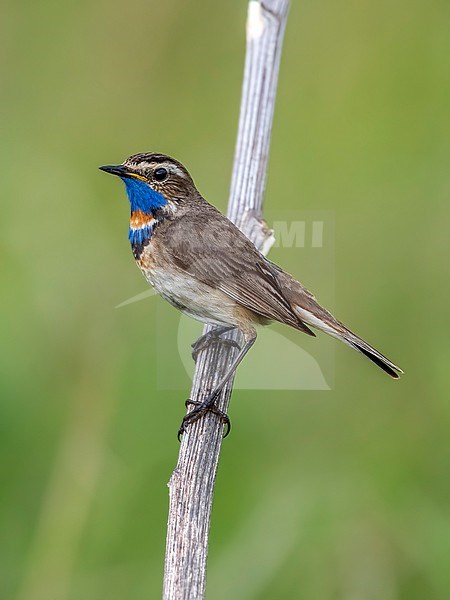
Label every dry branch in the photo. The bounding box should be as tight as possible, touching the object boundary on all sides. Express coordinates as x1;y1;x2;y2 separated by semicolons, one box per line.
163;2;291;598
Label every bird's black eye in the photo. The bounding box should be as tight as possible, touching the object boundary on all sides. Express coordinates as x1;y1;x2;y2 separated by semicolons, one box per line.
154;167;168;182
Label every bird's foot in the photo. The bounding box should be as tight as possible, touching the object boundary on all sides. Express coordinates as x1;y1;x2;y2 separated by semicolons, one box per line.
191;327;240;362
177;397;231;441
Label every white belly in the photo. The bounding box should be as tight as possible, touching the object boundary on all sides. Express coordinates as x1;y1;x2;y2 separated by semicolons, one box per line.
141;265;238;327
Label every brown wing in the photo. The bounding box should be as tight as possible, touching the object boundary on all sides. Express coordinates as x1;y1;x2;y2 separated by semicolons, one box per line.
159;201;315;336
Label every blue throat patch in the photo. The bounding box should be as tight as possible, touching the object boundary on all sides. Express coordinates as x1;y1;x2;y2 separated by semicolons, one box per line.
122;177;167;250
122;177;167;212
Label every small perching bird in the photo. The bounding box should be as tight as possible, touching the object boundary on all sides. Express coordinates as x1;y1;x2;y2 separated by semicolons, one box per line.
100;152;402;436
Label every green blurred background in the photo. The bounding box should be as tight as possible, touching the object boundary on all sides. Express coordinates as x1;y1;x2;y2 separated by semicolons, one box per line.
1;0;448;598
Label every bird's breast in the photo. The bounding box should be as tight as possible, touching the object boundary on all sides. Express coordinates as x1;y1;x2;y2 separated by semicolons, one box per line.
134;243;242;327
135;236;158;271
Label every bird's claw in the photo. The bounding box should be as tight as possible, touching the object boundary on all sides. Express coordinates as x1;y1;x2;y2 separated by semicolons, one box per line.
191;330;240;362
177;398;231;441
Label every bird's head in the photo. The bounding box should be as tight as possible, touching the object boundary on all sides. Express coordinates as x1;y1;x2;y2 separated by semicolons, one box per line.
99;152;197;214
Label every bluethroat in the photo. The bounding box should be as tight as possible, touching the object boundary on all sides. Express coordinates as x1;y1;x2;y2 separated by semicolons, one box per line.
100;153;402;437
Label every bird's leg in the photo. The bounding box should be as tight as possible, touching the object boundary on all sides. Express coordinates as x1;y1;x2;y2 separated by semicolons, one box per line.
178;333;257;440
191;325;240;362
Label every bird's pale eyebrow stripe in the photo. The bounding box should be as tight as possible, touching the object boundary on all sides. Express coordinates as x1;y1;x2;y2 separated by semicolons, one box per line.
127;161;186;178
168;164;186;177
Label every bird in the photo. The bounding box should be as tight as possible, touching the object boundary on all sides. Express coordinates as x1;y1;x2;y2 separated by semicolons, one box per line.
100;152;402;437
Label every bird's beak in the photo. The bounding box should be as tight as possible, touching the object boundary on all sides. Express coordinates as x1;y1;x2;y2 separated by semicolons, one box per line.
99;164;131;177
